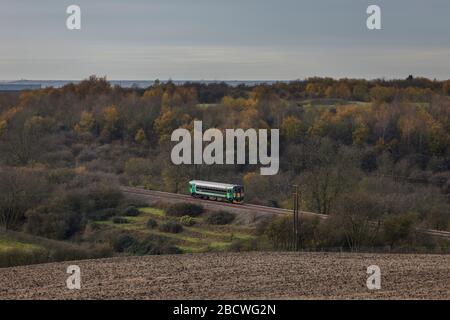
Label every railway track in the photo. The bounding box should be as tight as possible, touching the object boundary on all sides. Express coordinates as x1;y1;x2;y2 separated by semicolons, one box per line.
121;186;450;240
121;186;326;218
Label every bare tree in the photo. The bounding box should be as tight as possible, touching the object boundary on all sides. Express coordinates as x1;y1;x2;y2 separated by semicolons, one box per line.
0;168;49;229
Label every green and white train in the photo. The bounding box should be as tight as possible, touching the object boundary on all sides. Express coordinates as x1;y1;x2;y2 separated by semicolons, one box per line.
189;180;245;204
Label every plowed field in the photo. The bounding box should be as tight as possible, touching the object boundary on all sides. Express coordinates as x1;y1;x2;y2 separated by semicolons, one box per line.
0;252;448;299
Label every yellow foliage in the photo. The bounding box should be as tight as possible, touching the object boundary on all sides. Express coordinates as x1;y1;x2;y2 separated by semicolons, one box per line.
74;166;87;174
135;128;147;144
0;120;7;137
74;111;95;134
281;116;303;140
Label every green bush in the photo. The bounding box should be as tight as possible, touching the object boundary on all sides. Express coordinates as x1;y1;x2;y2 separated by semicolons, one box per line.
158;221;183;233
112;216;129;224
147;218;158;229
206;211;235;225
166;203;203;217
180;215;195;226
113;234;138;252
123;206;140;217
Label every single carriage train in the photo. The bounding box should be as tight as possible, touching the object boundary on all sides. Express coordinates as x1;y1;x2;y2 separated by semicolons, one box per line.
189;180;244;204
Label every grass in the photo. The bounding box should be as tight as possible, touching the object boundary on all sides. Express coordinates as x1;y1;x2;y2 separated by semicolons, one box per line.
0;238;43;252
139;207;165;217
0;229;112;268
97;206;256;253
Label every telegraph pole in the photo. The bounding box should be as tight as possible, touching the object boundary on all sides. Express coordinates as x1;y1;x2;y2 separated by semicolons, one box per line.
292;185;300;251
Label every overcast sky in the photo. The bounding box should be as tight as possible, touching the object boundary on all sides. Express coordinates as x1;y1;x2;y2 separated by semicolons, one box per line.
1;0;449;80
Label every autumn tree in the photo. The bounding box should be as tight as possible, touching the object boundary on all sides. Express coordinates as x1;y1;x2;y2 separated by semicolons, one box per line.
100;105;123;141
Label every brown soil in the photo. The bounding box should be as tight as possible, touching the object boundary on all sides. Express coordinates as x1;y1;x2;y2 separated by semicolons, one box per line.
0;252;448;300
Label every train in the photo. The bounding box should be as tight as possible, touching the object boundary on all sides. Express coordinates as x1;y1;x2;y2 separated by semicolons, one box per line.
189;180;244;204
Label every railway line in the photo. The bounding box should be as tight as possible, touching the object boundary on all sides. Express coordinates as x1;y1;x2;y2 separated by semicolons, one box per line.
121;186;450;240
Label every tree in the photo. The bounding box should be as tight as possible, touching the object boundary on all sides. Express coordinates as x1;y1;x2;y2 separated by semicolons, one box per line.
281;116;303;142
101;105;123;141
0;168;49;229
301;139;360;215
0;115;54;165
353;83;369;101
333;193;384;250
0;120;6;137
443;80;450;95
124;157;153;186
134;128;147;145
383;213;416;248
74;111;95;134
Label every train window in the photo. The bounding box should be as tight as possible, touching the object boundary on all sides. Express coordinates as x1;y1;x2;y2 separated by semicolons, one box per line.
234;186;244;196
196;185;226;193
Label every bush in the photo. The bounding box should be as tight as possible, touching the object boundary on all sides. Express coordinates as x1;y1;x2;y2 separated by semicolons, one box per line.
263;215;293;250
230;238;257;252
25;208;83;240
112;217;129;224
123;206;140;217
383;213;417;248
128;235;182;255
147;218;158;229
87;186;123;211
180;215;195;226
206;211;235;225
158;221;183;233
166;203;203;217
112;234;138;252
85;208;118;221
123;199;148;208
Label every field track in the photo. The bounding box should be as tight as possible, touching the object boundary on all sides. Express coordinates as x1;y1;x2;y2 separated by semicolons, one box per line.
0;252;448;299
121;187;450;240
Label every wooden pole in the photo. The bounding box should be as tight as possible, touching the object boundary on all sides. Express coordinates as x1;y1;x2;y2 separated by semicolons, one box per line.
292;185;299;251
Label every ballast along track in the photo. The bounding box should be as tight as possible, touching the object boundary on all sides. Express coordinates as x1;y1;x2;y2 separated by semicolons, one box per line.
121;186;450;240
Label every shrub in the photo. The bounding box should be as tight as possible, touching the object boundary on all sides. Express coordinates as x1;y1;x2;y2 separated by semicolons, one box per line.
123;199;148;208
147;218;158;229
87;186;123;211
25;208;83;240
158;221;183;233
128;235;182;255
180;215;195;226
263;215;293;250
206;211;235;225
166;203;203;217
112;217;129;224
85;208;118;221
113;234;138;252
383;213;417;248
123;206;140;217
230;238;257;252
